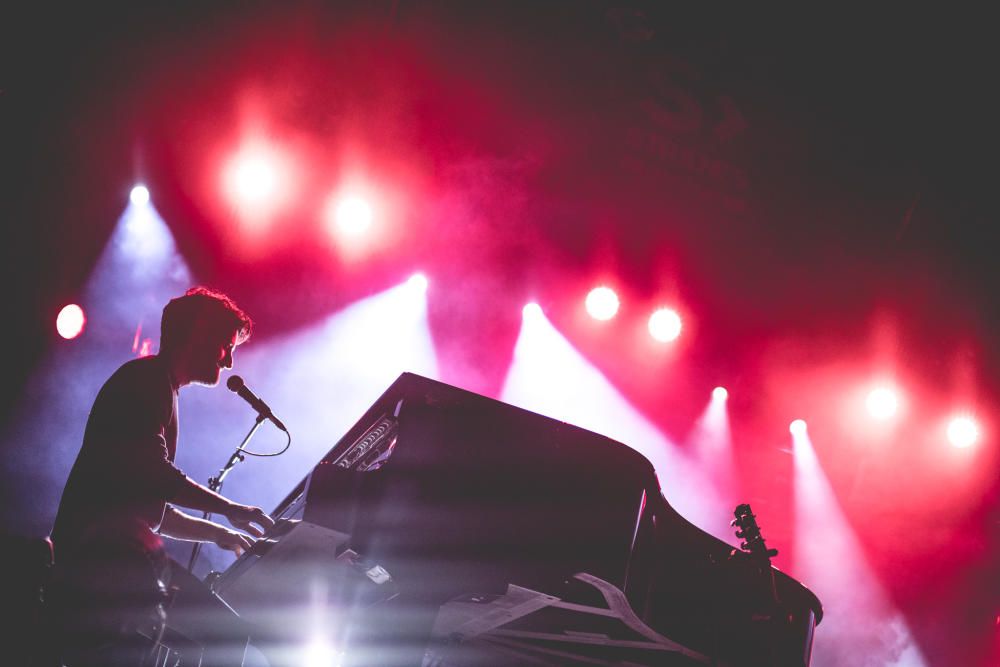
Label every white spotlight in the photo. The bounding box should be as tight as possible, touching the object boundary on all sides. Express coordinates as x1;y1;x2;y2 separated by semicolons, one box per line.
233;156;277;202
130;184;150;206
712;386;728;401
790;419;808;436
407;273;428;292
303;635;341;667
947;416;980;449
866;387;899;421
648;307;682;342
222;142;295;226
585;286;620;321
523;302;543;319
334;196;373;236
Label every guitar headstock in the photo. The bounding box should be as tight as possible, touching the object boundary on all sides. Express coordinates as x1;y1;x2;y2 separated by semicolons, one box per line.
732;503;778;567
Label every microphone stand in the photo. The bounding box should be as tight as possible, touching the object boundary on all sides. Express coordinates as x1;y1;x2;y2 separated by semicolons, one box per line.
187;413;267;573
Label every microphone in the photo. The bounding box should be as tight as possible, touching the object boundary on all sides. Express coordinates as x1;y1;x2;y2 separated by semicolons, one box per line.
226;375;288;432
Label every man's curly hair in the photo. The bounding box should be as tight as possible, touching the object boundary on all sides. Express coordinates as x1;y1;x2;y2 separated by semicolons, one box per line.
160;287;252;353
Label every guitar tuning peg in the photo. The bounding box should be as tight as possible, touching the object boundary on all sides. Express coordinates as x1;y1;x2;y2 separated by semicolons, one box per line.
730;518;739;527
767;548;779;558
735;530;745;538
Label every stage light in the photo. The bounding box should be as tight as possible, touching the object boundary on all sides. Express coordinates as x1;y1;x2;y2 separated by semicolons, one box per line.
332;196;373;236
790;419;807;436
303;635;341;667
866;387;899;420
407;273;428;292
222;143;293;225
503;302;728;541
947;415;980;448
585;286;619;321
688;384;737;538
56;304;86;340
648;307;682;342
129;184;150;206
234;157;276;201
793;415;929;666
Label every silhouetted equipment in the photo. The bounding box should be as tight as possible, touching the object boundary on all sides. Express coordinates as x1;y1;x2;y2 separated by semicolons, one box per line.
214;373;822;665
3;535;54;665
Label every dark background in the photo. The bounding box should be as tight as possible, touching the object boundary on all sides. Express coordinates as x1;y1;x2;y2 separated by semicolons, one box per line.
2;3;997;665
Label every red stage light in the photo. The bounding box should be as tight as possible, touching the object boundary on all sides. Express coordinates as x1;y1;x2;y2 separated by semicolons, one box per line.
330;196;373;236
234;156;275;199
56;304;86;340
648;307;682;342
585;286;619;321
712;386;728;401
947;415;980;448
866;386;899;420
222;143;293;226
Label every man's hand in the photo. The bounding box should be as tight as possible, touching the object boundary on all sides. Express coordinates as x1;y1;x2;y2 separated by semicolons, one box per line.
158;506;265;557
214;528;254;557
224;503;275;538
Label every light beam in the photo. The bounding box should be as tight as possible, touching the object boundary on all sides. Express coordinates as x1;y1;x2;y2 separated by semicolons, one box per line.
173;279;438;574
501;304;729;540
130;184;150;205
793;426;928;666
1;197;191;536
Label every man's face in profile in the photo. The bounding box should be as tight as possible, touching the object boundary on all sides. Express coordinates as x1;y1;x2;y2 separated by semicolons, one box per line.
185;329;239;386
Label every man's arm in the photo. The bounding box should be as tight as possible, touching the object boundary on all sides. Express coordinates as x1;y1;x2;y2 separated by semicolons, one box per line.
169;476;275;537
157;506;255;556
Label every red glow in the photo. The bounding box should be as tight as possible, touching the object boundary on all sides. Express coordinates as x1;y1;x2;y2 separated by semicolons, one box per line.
320;176;411;263
56;304;86;339
132;323;143;352
222;141;295;227
132;323;156;358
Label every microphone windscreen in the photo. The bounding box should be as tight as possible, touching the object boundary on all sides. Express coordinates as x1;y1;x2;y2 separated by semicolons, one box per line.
226;375;245;392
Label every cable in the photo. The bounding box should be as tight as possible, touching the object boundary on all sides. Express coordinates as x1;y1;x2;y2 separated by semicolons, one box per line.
241;429;292;457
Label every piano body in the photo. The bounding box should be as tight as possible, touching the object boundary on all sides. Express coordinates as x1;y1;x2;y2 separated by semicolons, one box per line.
213;373;822;666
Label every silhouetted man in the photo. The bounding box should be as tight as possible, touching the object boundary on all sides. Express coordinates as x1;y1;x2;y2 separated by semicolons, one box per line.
48;287;274;666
